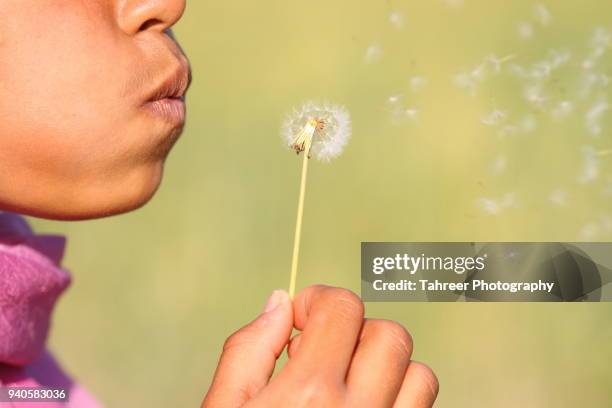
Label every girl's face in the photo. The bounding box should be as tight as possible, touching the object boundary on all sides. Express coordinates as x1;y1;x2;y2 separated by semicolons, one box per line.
0;0;190;220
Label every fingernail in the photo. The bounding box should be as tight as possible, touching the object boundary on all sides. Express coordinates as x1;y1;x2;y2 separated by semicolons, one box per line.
263;290;287;313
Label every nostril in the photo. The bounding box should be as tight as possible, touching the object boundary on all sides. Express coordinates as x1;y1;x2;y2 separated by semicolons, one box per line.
139;18;164;32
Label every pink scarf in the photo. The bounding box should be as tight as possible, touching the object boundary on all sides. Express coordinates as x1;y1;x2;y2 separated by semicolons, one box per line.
0;212;101;407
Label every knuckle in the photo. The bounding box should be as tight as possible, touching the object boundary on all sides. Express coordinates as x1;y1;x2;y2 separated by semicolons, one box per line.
368;320;413;356
296;377;344;407
410;362;440;399
323;288;364;320
222;327;258;352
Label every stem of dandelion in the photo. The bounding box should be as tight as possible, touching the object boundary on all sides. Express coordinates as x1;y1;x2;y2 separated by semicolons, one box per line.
289;146;311;298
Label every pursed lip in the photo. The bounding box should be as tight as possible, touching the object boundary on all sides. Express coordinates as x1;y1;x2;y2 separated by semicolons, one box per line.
142;62;191;125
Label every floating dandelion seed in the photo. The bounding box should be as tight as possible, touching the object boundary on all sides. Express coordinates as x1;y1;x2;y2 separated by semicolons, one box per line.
585;96;609;136
282;102;352;297
364;43;383;64
388;11;405;30
603;176;612;197
481;109;507;126
477;193;517;215
491;155;507;175
579;215;612;240
486;54;516;73
551;100;573;119
549;189;569;207
578;222;600;240
517;21;534;39
389;106;420;125
387;94;403;105
524;83;548;108
454;63;488;95
578;146;599;184
533;3;552;27
409;76;428;91
444;0;464;7
518;114;538;133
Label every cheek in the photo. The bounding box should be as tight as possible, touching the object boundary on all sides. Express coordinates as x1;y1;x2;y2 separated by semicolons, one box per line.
0;2;166;177
0;8;124;146
0;2;173;218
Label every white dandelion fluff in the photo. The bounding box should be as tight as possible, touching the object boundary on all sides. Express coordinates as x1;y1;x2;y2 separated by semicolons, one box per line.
517;21;534;39
387;94;403;105
549;189;569;207
409;76;428;92
454;63;488;95
585;96;609;136
533;3;552;27
518;115;538;133
523;83;548;108
282;102;351;161
491;155;507;175
444;0;464;7
388;11;405;30
551;101;574;119
578;222;600;240
578;146;599;184
364;43;383;64
392;107;419;123
481;109;507;126
477;193;517;215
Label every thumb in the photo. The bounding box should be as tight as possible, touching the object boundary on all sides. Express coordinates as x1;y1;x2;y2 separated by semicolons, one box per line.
202;290;293;408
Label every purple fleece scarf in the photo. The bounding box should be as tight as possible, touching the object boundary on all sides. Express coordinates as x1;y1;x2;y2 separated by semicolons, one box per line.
0;212;101;407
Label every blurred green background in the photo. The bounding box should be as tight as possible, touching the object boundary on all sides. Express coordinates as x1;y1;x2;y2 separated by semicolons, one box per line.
31;0;612;406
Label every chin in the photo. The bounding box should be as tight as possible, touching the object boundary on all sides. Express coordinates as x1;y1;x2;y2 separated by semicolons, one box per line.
6;163;166;221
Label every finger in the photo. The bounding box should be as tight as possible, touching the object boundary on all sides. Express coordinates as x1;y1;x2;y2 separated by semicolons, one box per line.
393;361;439;408
346;319;413;408
286;285;364;381
287;332;302;359
202;290;293;408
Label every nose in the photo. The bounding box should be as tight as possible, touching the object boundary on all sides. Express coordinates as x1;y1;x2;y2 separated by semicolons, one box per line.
117;0;186;35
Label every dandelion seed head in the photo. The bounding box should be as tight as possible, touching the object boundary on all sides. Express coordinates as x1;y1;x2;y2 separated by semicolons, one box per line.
282;102;351;161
